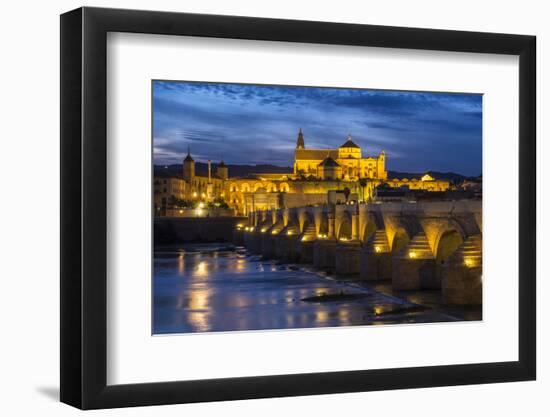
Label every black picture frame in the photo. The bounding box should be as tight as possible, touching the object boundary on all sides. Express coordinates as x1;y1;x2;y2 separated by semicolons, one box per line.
60;6;536;410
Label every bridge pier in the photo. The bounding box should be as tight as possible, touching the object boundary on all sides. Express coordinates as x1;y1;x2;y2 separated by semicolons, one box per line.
441;235;482;305
244;228;262;254
442;264;482;305
261;231;278;259
359;230;392;281
392;233;436;290
313;239;337;269
233;227;245;246
360;250;392;281
392;257;436;290
298;239;315;263
275;233;300;262
335;241;361;275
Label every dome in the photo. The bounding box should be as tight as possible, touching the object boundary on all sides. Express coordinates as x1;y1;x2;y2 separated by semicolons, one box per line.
340;138;360;149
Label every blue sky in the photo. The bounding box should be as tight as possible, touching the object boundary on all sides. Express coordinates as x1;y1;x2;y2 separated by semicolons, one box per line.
153;81;482;176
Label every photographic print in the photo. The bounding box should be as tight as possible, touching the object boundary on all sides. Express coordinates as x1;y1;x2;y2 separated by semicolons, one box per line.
153;81;482;335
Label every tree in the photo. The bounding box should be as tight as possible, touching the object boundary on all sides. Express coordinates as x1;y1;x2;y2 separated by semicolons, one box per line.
358;178;368;202
343;187;351;202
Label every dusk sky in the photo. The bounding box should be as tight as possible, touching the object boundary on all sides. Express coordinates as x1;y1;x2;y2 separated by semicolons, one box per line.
153;81;482;176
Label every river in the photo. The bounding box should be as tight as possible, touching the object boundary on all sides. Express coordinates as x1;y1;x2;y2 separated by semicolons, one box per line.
153;243;480;334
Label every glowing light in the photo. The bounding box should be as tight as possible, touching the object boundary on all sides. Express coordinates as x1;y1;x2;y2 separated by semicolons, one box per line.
196;208;203;216
339;237;349;242
374;245;381;253
192;192;198;198
464;258;474;268
236;224;243;229
286;230;293;236
194;261;208;278
179;209;184;214
408;251;417;259
271;230;278;235
201;192;206;198
261;228;267;233
198;202;205;209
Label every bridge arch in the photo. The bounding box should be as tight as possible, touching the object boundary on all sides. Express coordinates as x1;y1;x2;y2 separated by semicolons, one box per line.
317;211;329;236
391;228;411;254
361;212;379;243
432;219;468;258
287;211;300;230
301;211;315;234
253;182;265;192
279;182;290;192
266;183;277;193
337;211;353;240
435;229;464;264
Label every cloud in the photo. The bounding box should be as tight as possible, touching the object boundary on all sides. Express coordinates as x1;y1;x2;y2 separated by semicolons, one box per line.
152;81;482;175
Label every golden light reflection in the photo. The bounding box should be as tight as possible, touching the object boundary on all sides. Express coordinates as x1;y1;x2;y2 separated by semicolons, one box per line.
315;310;329;323
374;306;383;315
188;312;211;332
408;251;417;259
287;230;293;235
178;253;185;274
187;289;212;331
194;261;209;278
229;294;248;308
374;245;382;253
188;290;209;310
338;309;350;324
235;258;246;271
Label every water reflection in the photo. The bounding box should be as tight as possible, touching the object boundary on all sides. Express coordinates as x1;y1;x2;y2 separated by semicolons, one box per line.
153;243;458;334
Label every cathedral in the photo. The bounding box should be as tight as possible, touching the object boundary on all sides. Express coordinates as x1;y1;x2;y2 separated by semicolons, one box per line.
293;129;387;181
154;129;451;216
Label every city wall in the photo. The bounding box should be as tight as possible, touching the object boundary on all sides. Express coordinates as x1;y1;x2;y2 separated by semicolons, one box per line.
154;216;247;244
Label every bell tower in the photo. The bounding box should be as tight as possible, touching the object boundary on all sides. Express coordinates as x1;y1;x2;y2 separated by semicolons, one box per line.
296;128;305;149
183;147;195;183
217;160;229;180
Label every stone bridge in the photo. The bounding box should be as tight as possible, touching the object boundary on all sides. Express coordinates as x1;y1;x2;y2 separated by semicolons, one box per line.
237;200;482;305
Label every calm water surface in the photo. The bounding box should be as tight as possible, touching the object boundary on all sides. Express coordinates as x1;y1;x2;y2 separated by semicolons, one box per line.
153;243;467;334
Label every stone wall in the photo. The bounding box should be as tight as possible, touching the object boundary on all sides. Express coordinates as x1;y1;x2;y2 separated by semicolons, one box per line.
154;216;247;244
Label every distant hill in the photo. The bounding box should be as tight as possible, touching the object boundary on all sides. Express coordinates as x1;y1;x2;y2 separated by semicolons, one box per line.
155;164;475;184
